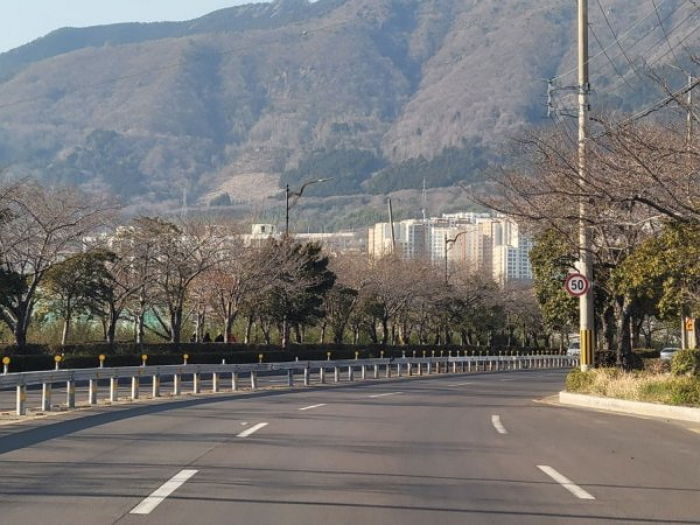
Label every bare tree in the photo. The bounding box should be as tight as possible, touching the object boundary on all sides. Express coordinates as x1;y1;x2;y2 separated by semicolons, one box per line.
0;182;108;346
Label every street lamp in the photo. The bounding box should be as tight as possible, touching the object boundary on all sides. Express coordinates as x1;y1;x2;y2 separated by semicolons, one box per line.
285;178;332;236
444;231;469;284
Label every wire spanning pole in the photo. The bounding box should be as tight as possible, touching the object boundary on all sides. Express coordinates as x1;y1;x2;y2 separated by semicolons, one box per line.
578;0;595;372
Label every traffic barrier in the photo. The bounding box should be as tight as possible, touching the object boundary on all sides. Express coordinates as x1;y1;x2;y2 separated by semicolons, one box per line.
0;355;577;416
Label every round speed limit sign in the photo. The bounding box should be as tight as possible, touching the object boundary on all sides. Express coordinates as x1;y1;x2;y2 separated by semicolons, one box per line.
564;273;590;297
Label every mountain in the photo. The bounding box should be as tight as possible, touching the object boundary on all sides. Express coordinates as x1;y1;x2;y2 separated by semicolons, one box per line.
0;0;696;223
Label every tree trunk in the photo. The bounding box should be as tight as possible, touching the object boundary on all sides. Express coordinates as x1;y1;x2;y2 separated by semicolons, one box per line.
616;296;633;369
244;316;254;344
61;314;71;346
294;324;303;344
170;308;183;344
381;317;389;345
319;322;326;344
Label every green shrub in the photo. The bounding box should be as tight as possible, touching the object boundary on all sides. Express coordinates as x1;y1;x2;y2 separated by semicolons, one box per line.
671;349;700;376
566;369;594;393
668;377;700;406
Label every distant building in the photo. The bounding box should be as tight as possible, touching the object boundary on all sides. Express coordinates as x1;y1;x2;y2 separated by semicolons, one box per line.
367;213;533;284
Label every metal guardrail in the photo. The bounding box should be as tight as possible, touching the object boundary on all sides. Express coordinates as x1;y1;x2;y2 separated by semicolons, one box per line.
1;355;578;416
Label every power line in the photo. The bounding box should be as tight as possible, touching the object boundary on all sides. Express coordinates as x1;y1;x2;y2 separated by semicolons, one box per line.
594;0;646;82
552;0;671;81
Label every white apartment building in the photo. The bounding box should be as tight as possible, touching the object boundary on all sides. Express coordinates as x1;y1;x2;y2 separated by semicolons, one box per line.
368;213;533;284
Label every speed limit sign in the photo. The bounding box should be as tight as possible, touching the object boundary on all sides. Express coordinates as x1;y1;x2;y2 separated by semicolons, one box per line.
564;273;589;297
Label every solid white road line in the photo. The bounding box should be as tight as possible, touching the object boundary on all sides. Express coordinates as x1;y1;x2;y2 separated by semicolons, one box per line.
537;465;595;500
491;414;508;434
369;392;403;398
299;403;327;411
130;469;198;515
237;422;269;438
448;382;474;387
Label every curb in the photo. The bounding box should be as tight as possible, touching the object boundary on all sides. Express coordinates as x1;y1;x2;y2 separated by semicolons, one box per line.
559;391;700;423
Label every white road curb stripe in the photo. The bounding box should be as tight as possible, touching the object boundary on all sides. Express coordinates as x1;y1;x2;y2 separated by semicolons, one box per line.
491;415;507;434
130;469;198;515
299;403;327;411
537;465;595;500
369;392;402;398
237;422;268;437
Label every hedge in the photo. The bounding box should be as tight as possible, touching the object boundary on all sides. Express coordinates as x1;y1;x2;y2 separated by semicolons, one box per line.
0;343;562;372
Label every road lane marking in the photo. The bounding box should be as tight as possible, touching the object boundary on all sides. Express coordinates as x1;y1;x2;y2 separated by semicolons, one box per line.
130;469;198;515
369;392;402;398
500;378;516;382
237;422;268;437
299;403;327;411
537;465;595;500
491;415;507;434
448;382;474;386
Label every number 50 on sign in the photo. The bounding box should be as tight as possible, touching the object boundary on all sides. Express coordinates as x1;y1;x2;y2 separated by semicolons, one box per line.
564;273;590;297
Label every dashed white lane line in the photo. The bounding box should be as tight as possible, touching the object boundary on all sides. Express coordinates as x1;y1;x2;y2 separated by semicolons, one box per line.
369;392;403;398
236;422;269;438
448;382;474;386
491;415;508;434
299;403;327;411
130;469;198;515
537;465;595;500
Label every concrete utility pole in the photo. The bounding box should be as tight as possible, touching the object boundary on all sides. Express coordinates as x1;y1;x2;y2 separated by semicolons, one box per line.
683;75;696;349
578;0;595;371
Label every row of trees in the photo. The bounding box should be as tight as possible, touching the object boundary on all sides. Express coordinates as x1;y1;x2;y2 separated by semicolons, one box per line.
0;182;550;348
480;76;700;367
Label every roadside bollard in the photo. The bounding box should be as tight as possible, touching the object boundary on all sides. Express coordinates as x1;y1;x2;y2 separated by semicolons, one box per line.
141;354;148;367
173;373;181;395
250;371;257;390
327;352;332;361
303;368;309;386
3;356;10;374
109;377;118;402
355;351;359;360
54;355;62;370
334;367;340;383
212;372;220;392
258;353;264;364
131;376;139;400
41;383;52;411
287;369;294;387
193;373;201;394
320;367;326;384
88;379;97;405
232;372;239;391
452;361;457;373
418;362;423;376
152;374;161;397
427;361;432;374
361;365;366;380
385;362;391;378
16;384;26;416
98;354;106;368
373;364;379;379
413;351;417;358
348;366;354;381
183;354;189;365
422;351;426;358
66;379;76;408
396;363;401;377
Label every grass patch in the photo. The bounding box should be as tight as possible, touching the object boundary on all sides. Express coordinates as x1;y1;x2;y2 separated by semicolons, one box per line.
566;368;700;407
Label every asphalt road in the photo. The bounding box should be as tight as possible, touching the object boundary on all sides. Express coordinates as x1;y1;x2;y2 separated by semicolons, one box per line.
0;370;698;524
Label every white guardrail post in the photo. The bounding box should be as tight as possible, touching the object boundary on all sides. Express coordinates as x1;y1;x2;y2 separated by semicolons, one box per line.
153;374;161;397
16;384;26;416
41;382;52;412
67;379;76;408
88;378;97;405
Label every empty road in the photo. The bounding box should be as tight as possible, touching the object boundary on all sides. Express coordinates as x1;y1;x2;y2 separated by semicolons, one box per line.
0;370;698;524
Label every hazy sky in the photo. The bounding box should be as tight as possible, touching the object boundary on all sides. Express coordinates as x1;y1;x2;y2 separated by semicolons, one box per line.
0;1;267;53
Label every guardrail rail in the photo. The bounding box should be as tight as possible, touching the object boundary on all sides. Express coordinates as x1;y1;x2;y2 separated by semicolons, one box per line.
0;354;578;416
